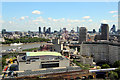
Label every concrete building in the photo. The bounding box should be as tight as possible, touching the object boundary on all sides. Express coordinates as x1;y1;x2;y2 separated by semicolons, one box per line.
79;27;87;44
101;24;109;40
18;52;70;71
80;41;120;64
52;39;63;52
73;55;93;66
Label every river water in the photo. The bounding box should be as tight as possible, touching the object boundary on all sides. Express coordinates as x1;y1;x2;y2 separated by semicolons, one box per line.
0;42;48;52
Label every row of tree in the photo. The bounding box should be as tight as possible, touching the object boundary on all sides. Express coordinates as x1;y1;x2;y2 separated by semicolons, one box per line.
2;37;50;44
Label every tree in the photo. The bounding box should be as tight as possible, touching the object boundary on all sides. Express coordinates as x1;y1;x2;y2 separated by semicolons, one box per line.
101;64;110;69
108;71;118;79
115;67;120;78
113;60;120;68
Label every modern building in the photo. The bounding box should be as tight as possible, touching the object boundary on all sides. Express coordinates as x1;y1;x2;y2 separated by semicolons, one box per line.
77;26;79;33
18;52;70;71
2;29;6;34
110;25;116;33
93;29;96;33
112;24;116;33
46;27;51;34
80;41;120;64
101;24;109;40
79;27;87;44
39;27;41;34
43;27;46;33
48;27;51;34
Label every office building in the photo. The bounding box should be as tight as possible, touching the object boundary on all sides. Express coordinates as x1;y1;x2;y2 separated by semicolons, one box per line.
48;27;51;34
43;27;46;33
99;28;101;33
77;26;79;33
101;24;109;40
110;25;116;33
112;24;116;32
93;29;96;33
79;27;87;44
39;27;41;34
2;29;6;34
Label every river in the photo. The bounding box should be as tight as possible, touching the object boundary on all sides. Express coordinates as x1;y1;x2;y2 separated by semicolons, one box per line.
0;42;49;52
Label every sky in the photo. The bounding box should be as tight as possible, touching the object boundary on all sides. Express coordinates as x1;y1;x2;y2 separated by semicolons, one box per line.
1;2;118;32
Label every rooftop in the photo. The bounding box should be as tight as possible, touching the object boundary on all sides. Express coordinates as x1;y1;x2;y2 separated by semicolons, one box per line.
83;41;120;46
26;52;62;57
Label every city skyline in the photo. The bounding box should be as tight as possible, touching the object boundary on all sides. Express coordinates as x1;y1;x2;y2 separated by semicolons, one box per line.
1;2;118;31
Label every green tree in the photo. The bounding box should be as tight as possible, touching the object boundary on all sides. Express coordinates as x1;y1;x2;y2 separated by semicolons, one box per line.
113;60;120;68
101;64;110;69
115;67;120;78
108;71;118;79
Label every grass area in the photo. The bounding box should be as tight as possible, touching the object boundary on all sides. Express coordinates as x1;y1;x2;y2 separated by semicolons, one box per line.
22;47;39;51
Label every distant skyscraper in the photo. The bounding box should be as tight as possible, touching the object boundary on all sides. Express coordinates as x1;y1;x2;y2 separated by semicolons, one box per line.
93;29;96;33
63;28;66;31
28;30;31;34
110;24;116;33
39;27;41;34
46;27;51;34
43;27;46;33
77;26;79;33
2;29;6;34
99;28;101;33
60;28;62;33
101;24;109;40
48;27;51;34
79;27;87;44
112;24;116;32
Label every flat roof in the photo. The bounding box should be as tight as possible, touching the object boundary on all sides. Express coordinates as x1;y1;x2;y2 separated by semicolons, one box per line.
26;52;62;57
89;68;117;72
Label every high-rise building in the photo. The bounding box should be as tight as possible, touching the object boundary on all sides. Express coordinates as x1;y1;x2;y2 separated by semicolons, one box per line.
39;27;41;34
48;27;51;34
43;27;46;33
112;24;116;32
110;25;116;34
101;24;109;40
46;27;51;34
63;28;66;32
79;27;87;44
2;29;6;34
99;28;101;33
93;29;96;33
77;26;79;33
